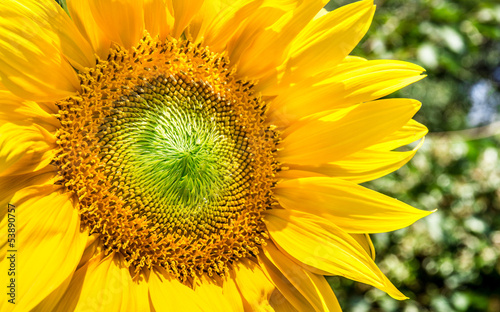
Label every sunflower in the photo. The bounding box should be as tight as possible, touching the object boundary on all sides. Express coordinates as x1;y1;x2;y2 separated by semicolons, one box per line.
0;0;431;310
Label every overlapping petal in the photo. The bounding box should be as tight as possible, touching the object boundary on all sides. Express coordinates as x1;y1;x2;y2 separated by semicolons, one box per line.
259;243;342;312
264;209;407;299
283;0;375;82
0;120;57;216
67;0;111;59
53;253;150;312
279;99;421;165
88;0;145;49
287;137;425;184
144;0;173;41
149;267;232;311
0;185;88;312
274;176;433;233
0;0;90;101
269;60;426;125
233;258;276;311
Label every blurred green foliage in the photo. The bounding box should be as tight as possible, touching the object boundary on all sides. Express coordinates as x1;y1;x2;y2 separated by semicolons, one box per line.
325;0;500;311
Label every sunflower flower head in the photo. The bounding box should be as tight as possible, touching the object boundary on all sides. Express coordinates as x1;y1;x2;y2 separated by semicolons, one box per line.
0;0;432;311
55;37;278;278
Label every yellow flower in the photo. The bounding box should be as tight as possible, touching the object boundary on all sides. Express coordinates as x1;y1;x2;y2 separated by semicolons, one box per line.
0;0;432;311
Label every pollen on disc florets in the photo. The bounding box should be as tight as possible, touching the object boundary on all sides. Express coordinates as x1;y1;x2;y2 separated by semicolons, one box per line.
53;33;279;280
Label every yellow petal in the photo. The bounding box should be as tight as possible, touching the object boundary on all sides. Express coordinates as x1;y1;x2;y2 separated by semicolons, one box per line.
32;271;74;312
285;0;375;80
0;168;56;219
350;233;375;261
279;99;421;165
277;169;328;180
89;0;145;49
221;271;245;311
0;185;88;312
203;0;295;53
0;0;86;101
0;123;56;176
371;119;429;151
270;290;300;312
53;253;150;312
187;0;222;42
343;55;367;63
234;258;276;311
149;267;209;311
0;117;57;211
144;0;173;41
269;60;425;124
0;90;60;131
287;138;425;184
193;275;234;311
314;8;329;20
258;256;316;312
264;209;407;300
170;0;204;38
326;60;426;105
274;176;433;233
4;0;95;70
259;243;342;312
67;0;111;59
234;0;328;82
76;234;100;270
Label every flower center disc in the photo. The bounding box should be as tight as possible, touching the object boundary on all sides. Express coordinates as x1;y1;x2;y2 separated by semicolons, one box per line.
54;35;278;280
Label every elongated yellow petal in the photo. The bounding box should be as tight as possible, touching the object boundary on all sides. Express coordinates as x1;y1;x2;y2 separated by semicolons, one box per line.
285;0;375;80
234;0;327;82
0;0;88;101
144;0;173;41
67;0;111;59
270;290;300;312
89;0;145;49
203;0;297;53
3;0;95;70
32;271;75;312
350;233;376;261
0;123;55;173
193;276;234;311
326;60;426;105
371;119;429;151
279;99;421;165
75;234;100;270
170;0;204;38
0;118;57;213
258;255;317;311
149;267;210;311
274;176;433;233
0;185;88;312
221;272;245;311
234;258;275;311
260;243;342;312
187;0;222;42
53;253;150;312
269;60;425;124
0;91;60;131
287;138;425;184
0;168;55;219
264;209;407;300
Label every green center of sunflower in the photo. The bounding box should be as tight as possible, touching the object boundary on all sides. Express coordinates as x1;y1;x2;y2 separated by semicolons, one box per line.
54;34;279;279
128;103;226;210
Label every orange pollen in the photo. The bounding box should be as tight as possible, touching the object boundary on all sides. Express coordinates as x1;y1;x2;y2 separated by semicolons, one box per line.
53;34;280;281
